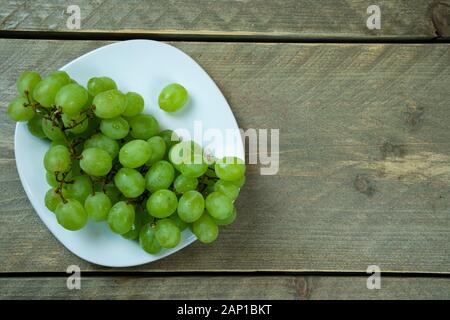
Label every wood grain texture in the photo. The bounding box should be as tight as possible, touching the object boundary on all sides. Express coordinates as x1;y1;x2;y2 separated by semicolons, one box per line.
0;0;449;39
1;40;450;273
1;276;449;299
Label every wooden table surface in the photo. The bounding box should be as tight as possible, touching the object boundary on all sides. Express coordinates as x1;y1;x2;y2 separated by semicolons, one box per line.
1;0;450;299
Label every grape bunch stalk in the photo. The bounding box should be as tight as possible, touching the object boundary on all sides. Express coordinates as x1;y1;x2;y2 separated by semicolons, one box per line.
6;70;246;254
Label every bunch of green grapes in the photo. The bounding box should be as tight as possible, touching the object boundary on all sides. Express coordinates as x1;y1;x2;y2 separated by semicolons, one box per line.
7;70;246;254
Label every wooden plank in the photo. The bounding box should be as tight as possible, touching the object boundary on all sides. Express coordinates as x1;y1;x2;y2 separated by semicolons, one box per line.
0;0;449;40
1;276;449;299
1;40;450;273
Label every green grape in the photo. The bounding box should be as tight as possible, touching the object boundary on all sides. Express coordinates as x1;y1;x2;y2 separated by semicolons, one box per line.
62;175;92;203
32;75;69;108
27;115;46;138
16;71;41;97
168;140;203;165
215;156;246;182
75;114;98;139
128;114;159;139
80;147;112;176
173;174;198;193
93;89;126;119
144;160;175;192
179;161;208;178
122;92;144;117
205;191;234;220
44;188;63;212
84;133;119;158
7;96;35;122
213;180;240;201
107;201;135;235
177;191;205;223
158;83;188;112
44;145;71;173
191;213;218;244
55;83;88;115
146;189;178;218
159;129;180;150
46;171;58;187
154;218;181;248
41;118;65;141
213;207;237;226
104;183;121;204
50;140;66;147
46;171;72;188
70;160;81;176
114;168;145;198
84;192;112;222
139;224;161;254
119;139;152;168
170;213;188;231
87;76;117;97
49;71;71;84
231;175;246;188
100;116;129;140
55;199;88;231
122;207;146;240
61;113;89;134
146;136;166;166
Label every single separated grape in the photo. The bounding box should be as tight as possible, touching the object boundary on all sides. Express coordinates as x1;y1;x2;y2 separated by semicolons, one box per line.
214;156;246;182
55;83;88;115
108;201;135;235
27;115;46;138
33;75;69;108
7;96;35;122
146;189;178;218
154;218;181;248
146;136;166;166
145;160;175;192
87;76;117;97
139;224;161;254
114;168;146;198
205;191;234;220
84;192;112;222
100;116;129;140
191;213;219;244
84;133;119;158
177;190;205;223
119;139;152;168
55;199;88;231
122;92;144;117
44;145;71;173
80;147;112;176
128;114;159;139
158;83;188;112
44;188;63;212
93;89;126;119
173;174;198;194
16;71;41;97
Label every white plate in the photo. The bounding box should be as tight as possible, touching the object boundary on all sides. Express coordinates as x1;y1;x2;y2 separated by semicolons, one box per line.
14;40;244;267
